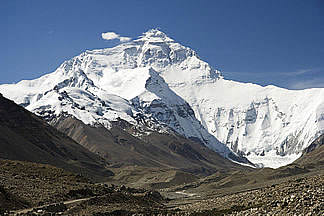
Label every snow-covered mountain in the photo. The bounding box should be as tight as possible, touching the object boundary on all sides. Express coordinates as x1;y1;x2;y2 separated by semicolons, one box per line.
1;29;323;168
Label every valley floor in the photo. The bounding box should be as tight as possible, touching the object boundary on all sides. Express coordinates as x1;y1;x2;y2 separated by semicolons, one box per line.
1;159;323;216
166;171;323;215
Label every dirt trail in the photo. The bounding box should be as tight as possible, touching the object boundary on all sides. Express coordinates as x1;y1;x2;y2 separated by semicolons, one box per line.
12;197;92;215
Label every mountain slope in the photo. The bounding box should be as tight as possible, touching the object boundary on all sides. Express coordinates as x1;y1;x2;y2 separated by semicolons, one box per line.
1;29;323;167
295;133;324;169
0;94;113;180
52;115;249;176
0;47;236;161
173;79;324;168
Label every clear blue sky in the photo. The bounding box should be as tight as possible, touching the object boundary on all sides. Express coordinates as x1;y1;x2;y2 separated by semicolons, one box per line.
2;0;324;89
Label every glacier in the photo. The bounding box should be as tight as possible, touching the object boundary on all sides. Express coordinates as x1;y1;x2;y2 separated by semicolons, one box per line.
1;29;324;168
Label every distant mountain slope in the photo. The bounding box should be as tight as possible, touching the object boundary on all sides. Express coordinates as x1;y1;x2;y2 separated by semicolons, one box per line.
295;133;324;169
0;94;112;180
1;29;323;168
53;115;250;176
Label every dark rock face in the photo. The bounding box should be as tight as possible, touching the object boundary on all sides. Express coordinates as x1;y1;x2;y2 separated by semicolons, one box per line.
295;133;324;170
303;134;324;154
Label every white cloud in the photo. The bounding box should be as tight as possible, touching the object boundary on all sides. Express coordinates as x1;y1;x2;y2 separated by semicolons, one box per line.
101;32;119;40
282;68;321;76
289;78;324;90
101;31;131;42
119;36;131;42
225;68;320;77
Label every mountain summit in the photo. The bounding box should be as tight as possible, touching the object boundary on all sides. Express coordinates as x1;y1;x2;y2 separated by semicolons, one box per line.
1;29;323;168
137;29;175;42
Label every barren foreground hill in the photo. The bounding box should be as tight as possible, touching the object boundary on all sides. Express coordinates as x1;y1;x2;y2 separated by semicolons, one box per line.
0;94;112;181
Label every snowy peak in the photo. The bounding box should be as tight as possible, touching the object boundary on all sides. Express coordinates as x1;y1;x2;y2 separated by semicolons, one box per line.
1;29;323;168
79;29;222;92
136;29;174;42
